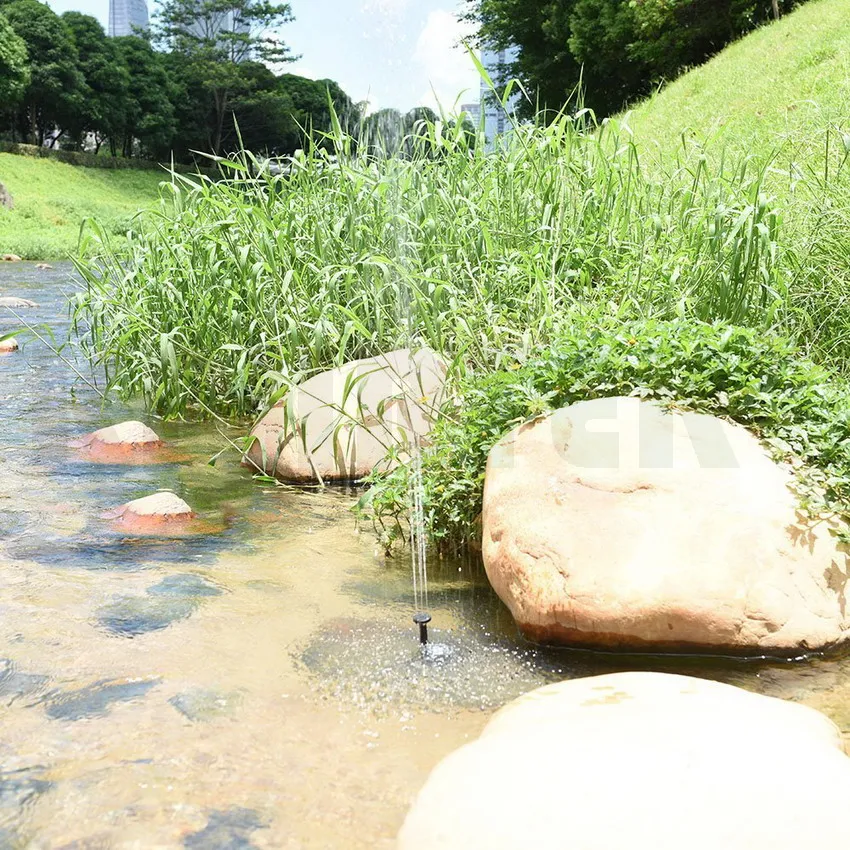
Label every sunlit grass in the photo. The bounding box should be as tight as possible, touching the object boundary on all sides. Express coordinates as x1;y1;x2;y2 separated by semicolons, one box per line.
72;112;804;420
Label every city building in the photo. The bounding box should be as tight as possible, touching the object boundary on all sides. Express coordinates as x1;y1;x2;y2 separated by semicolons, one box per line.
189;9;252;61
460;102;481;127
108;0;149;37
480;45;521;146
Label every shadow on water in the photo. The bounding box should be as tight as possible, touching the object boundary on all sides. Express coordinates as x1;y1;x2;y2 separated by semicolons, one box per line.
96;573;225;637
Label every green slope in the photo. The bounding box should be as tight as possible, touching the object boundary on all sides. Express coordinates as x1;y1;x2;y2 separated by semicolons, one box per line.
628;0;850;162
0;154;168;260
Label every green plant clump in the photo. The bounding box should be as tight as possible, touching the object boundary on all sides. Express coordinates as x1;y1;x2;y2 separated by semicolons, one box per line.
363;319;850;550
73;111;816;419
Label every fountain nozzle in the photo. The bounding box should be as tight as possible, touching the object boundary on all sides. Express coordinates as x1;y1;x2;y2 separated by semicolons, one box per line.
413;612;432;645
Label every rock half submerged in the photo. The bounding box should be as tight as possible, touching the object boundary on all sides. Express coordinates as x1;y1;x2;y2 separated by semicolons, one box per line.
103;491;197;536
70;420;169;464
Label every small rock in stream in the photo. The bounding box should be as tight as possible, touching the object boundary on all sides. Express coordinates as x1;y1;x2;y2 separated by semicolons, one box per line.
183;807;268;849
169;688;243;722
41;678;159;721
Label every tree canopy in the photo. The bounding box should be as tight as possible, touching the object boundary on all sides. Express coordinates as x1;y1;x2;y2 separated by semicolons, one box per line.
0;0;366;163
465;0;808;118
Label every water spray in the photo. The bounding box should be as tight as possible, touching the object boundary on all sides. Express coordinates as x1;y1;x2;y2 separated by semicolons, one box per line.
413;612;431;645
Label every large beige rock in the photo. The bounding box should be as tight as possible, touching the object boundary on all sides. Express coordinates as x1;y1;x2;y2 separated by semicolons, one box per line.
1;254;21;262
70;420;167;463
104;491;196;535
245;348;446;481
399;672;850;850
0;337;19;354
483;396;850;653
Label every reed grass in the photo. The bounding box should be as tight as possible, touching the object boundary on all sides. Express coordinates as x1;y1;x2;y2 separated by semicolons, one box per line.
72;111;806;419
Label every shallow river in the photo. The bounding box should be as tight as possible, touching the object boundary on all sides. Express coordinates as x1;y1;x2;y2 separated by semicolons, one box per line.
2;262;850;848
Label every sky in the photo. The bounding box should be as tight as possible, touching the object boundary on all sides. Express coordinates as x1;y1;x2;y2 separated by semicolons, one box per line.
44;0;483;113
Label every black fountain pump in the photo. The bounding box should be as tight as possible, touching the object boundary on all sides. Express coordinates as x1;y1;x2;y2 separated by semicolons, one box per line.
413;612;431;645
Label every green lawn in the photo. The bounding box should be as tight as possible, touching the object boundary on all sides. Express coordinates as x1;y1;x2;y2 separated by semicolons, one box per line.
0;154;168;260
628;0;850;166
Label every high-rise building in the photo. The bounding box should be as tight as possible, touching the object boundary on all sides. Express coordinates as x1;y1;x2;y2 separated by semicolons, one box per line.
188;9;252;61
480;45;520;145
108;0;149;37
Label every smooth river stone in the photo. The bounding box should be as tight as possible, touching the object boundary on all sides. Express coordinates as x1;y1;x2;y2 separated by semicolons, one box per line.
104;492;196;535
184;808;268;849
0;338;19;354
169;688;243;722
1;254;21;262
483;396;850;654
41;678;159;721
97;596;198;637
245;347;446;482
70;420;167;464
97;572;223;637
0;296;38;308
399;672;850;850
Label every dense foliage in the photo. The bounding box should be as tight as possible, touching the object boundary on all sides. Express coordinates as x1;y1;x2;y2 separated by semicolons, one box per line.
0;0;356;161
364;319;850;548
465;0;809;117
72;112;807;419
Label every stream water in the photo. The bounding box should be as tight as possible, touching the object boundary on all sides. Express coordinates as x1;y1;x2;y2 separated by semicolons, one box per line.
2;262;850;848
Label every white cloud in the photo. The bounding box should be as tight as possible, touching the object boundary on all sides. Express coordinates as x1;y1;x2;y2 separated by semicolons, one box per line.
361;0;410;14
412;9;480;113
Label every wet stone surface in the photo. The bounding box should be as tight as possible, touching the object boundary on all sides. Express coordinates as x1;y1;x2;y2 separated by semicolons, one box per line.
97;573;224;638
0;659;48;704
169;688;243;722
0;766;53;846
40;679;159;721
183;807;268;849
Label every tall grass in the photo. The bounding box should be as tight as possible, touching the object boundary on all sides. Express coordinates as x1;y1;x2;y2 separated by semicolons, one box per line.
72;112;798;419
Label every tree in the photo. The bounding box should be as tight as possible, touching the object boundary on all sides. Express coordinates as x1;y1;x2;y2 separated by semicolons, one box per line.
62;13;131;151
2;0;84;144
154;0;295;153
465;0;808;119
274;73;361;153
112;36;177;158
0;11;29;113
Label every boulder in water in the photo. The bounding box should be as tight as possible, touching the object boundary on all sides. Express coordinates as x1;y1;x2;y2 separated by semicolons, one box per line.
0;337;19;354
0;296;38;309
1;254;21;262
70;420;167;463
35;264;53;271
399;672;850;850
104;491;196;535
482;396;850;654
245;347;446;481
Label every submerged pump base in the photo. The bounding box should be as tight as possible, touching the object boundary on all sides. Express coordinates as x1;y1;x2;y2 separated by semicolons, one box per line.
413;612;432;645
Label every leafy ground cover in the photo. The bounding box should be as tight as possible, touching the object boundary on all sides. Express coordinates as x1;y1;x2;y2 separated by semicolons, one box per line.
364;319;850;549
0;153;166;259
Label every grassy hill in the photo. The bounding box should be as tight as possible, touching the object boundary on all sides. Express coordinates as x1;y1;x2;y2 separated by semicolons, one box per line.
0;154;168;260
628;0;850;164
629;0;850;161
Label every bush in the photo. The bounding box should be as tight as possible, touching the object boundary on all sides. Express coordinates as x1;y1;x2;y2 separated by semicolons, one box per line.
363;318;850;550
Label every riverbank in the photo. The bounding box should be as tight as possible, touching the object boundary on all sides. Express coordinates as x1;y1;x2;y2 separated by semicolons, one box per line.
0;153;167;260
